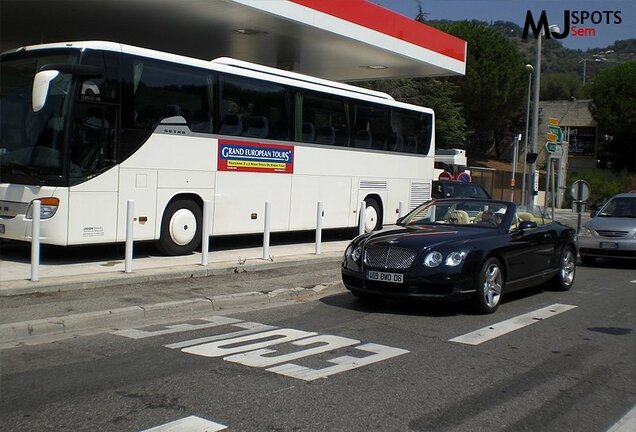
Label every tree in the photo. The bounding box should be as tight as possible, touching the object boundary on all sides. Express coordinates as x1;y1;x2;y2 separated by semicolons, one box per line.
589;61;636;172
540;72;583;100
438;22;528;157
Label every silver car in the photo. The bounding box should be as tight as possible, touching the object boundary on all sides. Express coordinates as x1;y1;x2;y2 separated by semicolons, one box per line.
577;192;636;265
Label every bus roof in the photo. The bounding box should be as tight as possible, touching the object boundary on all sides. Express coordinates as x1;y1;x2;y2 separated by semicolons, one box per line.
6;40;434;114
211;57;395;101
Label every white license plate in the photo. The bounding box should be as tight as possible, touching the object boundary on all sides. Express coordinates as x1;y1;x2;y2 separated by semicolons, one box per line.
0;224;4;235
600;241;618;249
365;270;403;284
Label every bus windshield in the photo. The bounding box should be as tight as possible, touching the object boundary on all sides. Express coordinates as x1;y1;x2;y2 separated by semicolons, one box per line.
0;49;79;185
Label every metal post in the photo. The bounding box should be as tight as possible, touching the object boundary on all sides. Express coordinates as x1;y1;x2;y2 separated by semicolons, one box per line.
511;134;520;202
398;201;405;218
529;33;542;211
521;65;533;208
544;157;551;211
315;201;323;255
30;200;40;282
201;199;210;266
551;161;556;220
576;182;584;234
125;200;134;273
262;201;271;260
358;201;366;236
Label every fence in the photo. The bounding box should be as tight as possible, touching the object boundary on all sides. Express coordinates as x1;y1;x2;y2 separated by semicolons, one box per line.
470;166;555;207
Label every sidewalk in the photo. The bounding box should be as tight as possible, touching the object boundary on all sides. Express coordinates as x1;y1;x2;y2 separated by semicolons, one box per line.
0;238;349;348
0;238;350;296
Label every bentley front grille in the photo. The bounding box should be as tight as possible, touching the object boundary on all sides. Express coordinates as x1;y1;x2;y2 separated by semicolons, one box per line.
364;246;416;270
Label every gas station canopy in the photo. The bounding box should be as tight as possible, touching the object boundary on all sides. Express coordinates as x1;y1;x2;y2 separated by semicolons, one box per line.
0;0;466;81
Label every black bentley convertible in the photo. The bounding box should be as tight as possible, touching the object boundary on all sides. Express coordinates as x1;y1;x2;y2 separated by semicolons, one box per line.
341;198;577;313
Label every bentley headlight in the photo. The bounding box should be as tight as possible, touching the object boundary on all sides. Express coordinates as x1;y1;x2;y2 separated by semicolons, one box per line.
351;246;363;262
579;226;593;237
445;251;466;267
424;251;443;268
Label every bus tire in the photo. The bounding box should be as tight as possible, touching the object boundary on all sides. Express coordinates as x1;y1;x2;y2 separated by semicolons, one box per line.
364;197;382;232
158;199;202;255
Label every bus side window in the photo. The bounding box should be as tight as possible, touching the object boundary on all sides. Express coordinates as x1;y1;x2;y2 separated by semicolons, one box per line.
390;109;432;156
219;74;291;141
301;91;348;146
353;102;387;151
130;58;213;132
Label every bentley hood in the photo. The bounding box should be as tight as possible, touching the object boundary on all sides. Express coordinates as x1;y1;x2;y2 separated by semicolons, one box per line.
361;225;493;251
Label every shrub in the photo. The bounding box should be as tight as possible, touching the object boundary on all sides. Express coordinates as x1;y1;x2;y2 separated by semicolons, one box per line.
565;170;635;209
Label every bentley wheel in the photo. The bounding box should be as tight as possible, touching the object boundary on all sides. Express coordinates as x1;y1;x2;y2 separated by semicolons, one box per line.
473;257;504;314
551;245;576;291
157;199;202;255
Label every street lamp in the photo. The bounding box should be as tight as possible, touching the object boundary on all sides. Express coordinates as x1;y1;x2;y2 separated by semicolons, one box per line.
579;55;605;86
529;24;559;211
520;63;533;208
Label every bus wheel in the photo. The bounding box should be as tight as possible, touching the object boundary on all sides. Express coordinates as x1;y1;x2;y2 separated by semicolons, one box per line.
364;198;382;232
158;199;202;255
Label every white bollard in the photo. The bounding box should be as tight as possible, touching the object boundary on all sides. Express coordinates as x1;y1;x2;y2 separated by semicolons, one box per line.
262;201;271;260
315;201;323;255
125;200;134;273
358;200;366;236
398;201;405;218
201;199;210;266
30;200;41;282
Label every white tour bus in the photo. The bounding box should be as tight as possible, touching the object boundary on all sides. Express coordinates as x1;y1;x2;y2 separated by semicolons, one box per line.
0;41;435;255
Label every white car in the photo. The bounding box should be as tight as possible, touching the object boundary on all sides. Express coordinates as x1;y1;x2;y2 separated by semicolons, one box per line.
577;192;636;265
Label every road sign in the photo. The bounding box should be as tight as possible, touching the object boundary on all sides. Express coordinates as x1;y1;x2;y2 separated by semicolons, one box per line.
570;179;590;202
547;125;563;143
545;141;557;153
438;171;453;180
549;144;564;158
456;172;471;183
548;117;560;127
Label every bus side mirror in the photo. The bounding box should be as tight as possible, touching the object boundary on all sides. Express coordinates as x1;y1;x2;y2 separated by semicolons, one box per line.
32;70;60;112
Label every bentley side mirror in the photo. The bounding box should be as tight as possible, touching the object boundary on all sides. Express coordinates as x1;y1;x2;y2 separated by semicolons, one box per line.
518;220;537;231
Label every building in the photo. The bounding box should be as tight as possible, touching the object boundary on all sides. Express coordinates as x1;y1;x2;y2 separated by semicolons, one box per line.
538;99;599;170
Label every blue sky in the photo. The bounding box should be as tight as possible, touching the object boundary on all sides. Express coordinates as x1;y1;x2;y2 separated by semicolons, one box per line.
372;0;636;50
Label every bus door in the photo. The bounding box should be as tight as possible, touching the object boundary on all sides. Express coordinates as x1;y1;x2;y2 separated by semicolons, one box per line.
67;55;120;244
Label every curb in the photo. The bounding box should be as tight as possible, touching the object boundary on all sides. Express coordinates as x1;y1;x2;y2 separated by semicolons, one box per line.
0;253;343;297
0;281;346;348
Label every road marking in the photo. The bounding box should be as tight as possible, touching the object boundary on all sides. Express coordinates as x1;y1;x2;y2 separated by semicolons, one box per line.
182;328;318;357
607;405;636;432
119;315;409;380
267;342;409;381
225;334;360;368
631;280;636;284
141;415;226;431
165;322;275;349
113;316;241;339
449;304;577;345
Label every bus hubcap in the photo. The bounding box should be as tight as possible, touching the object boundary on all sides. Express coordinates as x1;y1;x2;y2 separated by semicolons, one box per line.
169;209;197;246
364;206;377;232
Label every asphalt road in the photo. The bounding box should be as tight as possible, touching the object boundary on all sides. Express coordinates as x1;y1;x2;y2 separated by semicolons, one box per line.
1;260;634;432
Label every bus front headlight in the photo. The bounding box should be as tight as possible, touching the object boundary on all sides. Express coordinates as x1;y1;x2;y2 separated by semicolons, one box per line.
26;198;60;220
